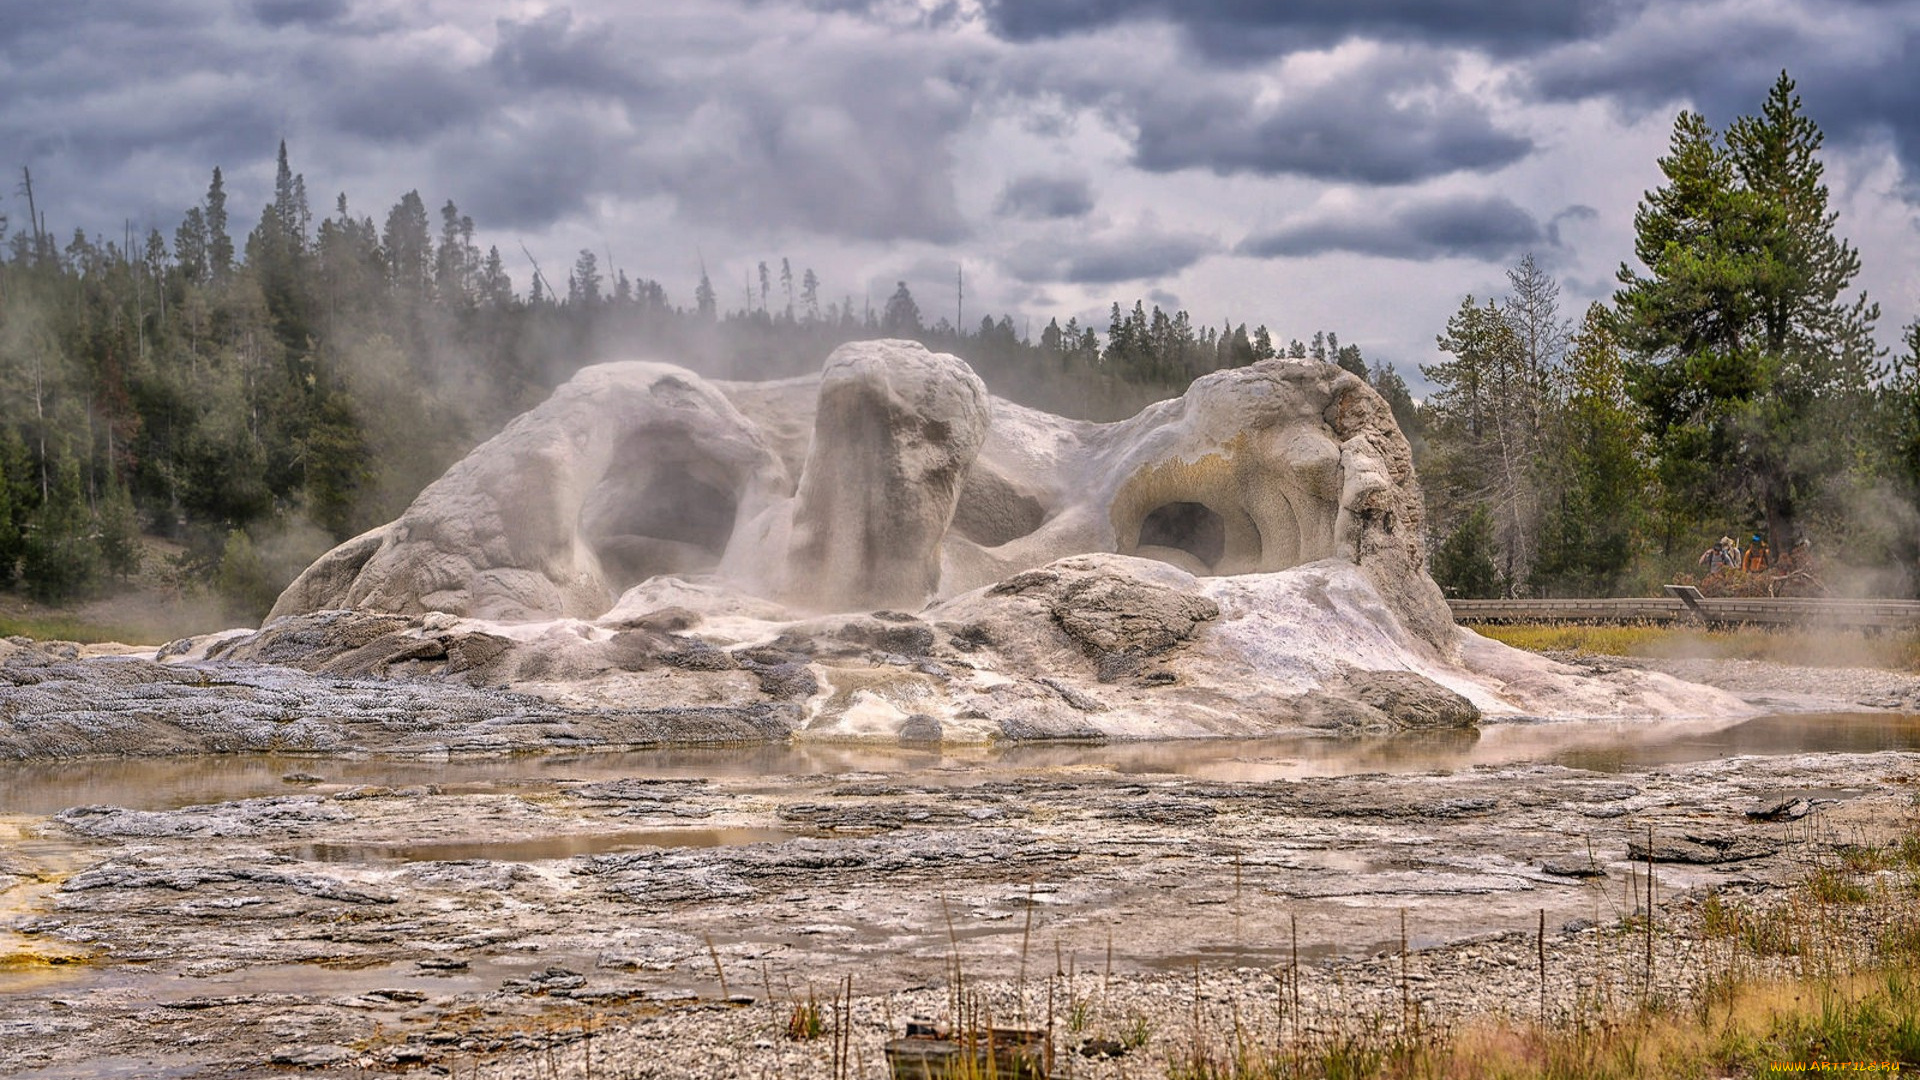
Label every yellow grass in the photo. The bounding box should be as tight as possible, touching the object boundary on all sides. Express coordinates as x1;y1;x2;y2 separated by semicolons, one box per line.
1468;622;1920;672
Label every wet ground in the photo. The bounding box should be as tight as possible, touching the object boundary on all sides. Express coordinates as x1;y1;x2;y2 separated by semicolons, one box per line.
3;712;1918;1077
7;710;1917;816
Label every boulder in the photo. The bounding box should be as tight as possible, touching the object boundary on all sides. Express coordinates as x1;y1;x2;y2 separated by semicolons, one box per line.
1344;669;1481;729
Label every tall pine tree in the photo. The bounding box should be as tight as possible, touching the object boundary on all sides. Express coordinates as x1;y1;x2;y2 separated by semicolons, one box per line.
1615;72;1880;555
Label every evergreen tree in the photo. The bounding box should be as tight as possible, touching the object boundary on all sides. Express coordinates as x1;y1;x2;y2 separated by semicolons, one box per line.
0;455;17;582
478;246;514;309
1335;341;1367;379
800;268;820;322
1425;294;1536;592
246;141;314;347
1251;325;1276;361
205;167;233;283
1431;505;1501;599
95;474;142;581
174;207;209;285
20;457;100;601
1040;317;1063;355
1615;72;1881;553
1368;361;1422;449
1531;304;1648;595
881;280;922;336
569;249;602;306
1226;324;1254;367
1879;319;1920;592
435;200;476;308
695;267;717;320
382;192;433;295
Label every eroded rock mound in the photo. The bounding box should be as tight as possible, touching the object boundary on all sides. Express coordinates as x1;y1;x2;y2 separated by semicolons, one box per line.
273;364;791;621
125;338;1754;750
277;341;1448;642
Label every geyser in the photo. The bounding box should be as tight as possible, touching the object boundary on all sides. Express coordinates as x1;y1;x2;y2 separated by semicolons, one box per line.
253;339;1748;743
277;340;1444;634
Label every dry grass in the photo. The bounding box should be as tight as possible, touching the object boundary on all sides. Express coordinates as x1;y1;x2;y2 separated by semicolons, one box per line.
1469;622;1920;672
1160;973;1920;1079
1153;807;1920;1080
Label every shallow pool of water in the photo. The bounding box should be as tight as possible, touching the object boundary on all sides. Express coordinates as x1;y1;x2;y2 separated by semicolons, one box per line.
0;712;1915;815
284;827;802;864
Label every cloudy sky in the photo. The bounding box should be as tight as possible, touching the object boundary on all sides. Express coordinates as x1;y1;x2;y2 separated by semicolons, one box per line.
3;0;1917;384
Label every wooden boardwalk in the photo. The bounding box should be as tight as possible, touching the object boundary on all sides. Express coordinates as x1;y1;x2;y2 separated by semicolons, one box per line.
1447;592;1920;629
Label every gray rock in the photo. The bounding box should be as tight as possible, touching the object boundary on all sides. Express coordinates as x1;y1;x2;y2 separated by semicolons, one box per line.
271;363;792;621
999;563;1220;659
270;1044;352;1067
1540;861;1607;879
897;714;943;744
1627;831;1780;864
54;797;352;839
1745;796;1813;821
1346;670;1481;729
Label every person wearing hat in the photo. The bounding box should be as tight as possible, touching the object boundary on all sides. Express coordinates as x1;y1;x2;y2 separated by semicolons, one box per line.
1743;533;1769;573
1698;536;1738;571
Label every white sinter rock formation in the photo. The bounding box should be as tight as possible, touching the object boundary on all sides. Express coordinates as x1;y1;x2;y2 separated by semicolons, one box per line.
249;339;1747;743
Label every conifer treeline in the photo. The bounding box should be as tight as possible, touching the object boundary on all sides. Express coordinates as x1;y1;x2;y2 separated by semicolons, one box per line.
1423;75;1920;600
0;144;1411;611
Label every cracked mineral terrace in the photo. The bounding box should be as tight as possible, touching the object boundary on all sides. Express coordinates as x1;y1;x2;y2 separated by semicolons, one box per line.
2;699;1918;1078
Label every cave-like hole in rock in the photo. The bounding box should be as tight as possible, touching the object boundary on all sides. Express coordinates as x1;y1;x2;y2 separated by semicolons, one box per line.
624;473;738;551
1138;502;1226;568
589;471;741;590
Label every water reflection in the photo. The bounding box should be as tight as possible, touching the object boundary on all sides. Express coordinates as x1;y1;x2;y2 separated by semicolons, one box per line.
1;712;1915;814
285;828;800;864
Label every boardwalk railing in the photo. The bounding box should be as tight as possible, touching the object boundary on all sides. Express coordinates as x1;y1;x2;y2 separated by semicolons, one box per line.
1446;591;1920;629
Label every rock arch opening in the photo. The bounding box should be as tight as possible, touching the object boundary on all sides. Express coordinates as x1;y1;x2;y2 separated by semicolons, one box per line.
580;435;745;593
1137;501;1226;569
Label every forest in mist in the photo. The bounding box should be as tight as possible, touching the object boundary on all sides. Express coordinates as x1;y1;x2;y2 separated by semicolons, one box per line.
0;140;1389;616
0;75;1917;618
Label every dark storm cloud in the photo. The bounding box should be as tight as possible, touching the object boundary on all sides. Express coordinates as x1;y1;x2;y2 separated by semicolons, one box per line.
251;0;348;28
490;8;660;97
1127;54;1533;183
994;174;1094;219
0;1;981;247
1004;225;1216;284
317;53;495;143
639;43;978;243
0;0;215;40
445;112;616;230
1238;195;1543;262
1545;205;1598;246
473;8;974;241
980;0;1634;60
1522;1;1920;190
